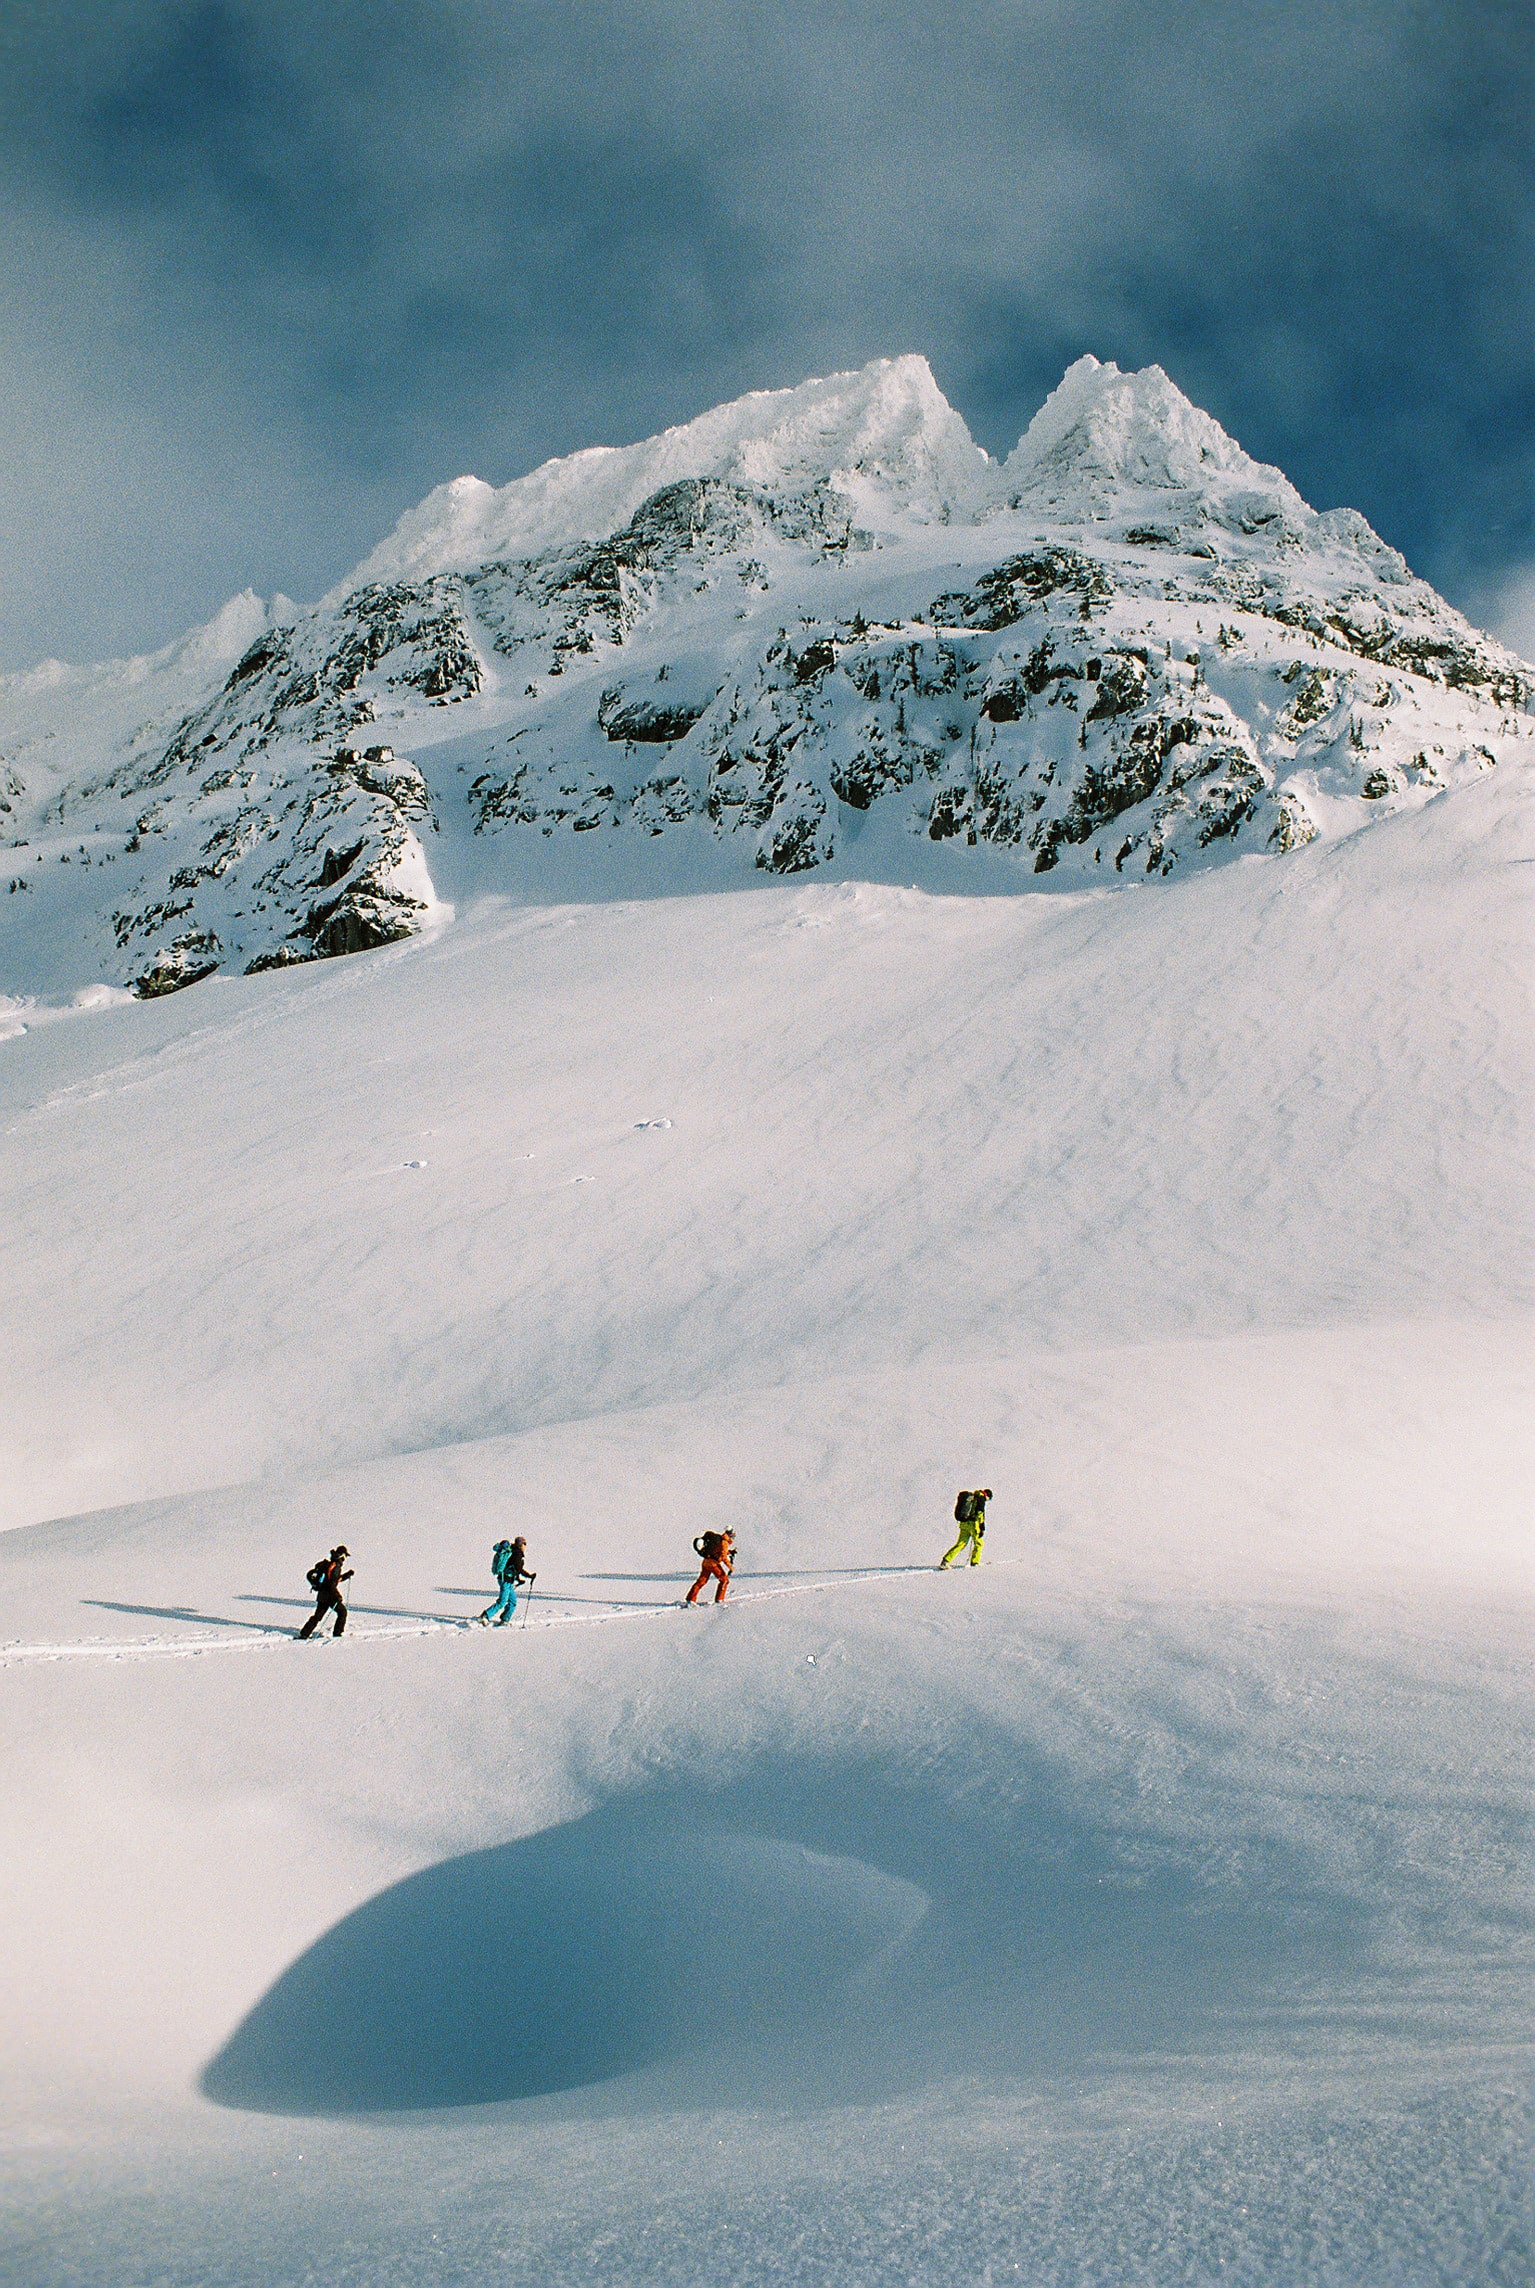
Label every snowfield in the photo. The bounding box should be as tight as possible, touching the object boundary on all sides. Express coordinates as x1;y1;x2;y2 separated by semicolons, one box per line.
1;359;1532;2287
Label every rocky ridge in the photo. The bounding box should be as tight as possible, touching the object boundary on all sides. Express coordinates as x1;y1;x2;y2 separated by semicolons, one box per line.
1;355;1529;1000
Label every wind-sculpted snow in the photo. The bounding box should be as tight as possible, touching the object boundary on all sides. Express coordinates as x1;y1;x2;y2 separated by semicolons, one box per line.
199;1763;1352;2119
331;352;994;591
2;356;1530;1000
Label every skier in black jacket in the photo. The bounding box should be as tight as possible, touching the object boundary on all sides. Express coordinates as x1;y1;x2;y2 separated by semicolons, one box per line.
298;1546;353;1638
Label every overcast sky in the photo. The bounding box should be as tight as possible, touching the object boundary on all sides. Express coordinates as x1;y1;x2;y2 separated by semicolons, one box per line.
1;0;1531;668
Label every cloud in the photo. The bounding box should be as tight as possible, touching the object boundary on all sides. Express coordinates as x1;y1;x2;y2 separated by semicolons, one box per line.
0;0;1530;664
1476;564;1535;664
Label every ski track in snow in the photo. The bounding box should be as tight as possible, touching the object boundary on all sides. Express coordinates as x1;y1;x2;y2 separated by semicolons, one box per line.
0;1563;946;1665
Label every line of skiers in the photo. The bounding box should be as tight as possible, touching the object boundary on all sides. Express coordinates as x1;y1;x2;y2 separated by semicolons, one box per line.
296;1490;993;1638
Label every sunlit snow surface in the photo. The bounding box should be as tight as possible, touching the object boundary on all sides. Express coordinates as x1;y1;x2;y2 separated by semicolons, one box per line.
1;726;1532;2278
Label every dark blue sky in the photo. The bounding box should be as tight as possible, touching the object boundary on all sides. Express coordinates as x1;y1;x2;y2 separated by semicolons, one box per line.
2;0;1531;666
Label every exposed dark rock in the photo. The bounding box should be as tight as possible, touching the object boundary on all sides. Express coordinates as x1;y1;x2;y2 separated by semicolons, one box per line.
245;944;316;975
1084;653;1149;724
757;803;831;873
927;788;971;842
225;633;289;689
929;549;1113;632
318;839;367;888
598;690;710;743
1063;725;1166;841
305;895;419;958
133;930;222;998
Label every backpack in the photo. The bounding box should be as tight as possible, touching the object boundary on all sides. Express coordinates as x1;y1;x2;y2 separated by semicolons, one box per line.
694;1531;726;1561
954;1490;979;1525
306;1558;330;1591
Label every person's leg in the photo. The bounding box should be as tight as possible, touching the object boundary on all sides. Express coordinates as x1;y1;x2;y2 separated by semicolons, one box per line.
939;1533;966;1568
491;1582;518;1625
686;1564;710;1603
331;1594;348;1634
712;1560;729;1603
480;1582;514;1624
298;1591;330;1639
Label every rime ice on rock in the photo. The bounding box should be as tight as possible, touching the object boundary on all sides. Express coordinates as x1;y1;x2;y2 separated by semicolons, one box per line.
0;355;1528;995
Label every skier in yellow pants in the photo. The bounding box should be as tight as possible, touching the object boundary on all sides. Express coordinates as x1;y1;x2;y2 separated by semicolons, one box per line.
940;1488;991;1568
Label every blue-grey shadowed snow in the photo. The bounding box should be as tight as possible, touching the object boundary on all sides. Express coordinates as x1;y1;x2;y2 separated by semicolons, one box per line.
201;1764;1365;2117
0;1;1531;665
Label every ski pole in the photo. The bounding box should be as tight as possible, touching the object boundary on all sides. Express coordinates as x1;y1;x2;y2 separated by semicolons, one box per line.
520;1572;537;1628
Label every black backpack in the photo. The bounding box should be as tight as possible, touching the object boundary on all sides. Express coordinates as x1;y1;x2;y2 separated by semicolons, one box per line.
694;1531;726;1561
306;1558;330;1591
954;1490;980;1524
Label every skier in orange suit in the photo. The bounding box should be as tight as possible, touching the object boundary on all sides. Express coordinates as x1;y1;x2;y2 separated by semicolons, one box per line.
686;1529;735;1604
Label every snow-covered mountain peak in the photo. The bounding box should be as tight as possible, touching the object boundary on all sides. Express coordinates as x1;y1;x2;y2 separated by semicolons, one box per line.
333;354;994;597
1002;354;1310;525
0;587;285;704
161;587;291;675
3;349;1530;1003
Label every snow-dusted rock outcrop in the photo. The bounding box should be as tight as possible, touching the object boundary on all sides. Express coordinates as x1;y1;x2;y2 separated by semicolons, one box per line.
2;355;1529;996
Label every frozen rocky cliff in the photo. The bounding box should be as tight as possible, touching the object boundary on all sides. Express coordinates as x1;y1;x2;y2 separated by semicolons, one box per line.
2;354;1529;997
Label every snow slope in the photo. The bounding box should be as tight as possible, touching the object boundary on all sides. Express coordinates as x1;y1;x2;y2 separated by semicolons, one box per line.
1;691;1531;2287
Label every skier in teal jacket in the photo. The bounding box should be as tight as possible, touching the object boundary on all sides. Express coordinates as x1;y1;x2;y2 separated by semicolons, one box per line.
478;1536;532;1626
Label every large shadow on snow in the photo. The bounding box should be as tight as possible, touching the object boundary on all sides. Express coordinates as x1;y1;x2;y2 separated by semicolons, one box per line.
202;1760;1367;2119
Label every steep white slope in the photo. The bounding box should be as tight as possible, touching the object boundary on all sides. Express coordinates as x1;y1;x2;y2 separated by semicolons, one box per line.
2;756;1529;1531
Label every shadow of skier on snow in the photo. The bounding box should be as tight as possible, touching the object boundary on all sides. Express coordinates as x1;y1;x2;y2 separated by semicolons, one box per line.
82;1600;294;1636
234;1595;470;1627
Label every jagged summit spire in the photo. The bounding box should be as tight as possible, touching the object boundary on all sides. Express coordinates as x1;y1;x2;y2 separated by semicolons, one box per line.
334;351;1335;602
1002;354;1309;517
332;354;993;598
